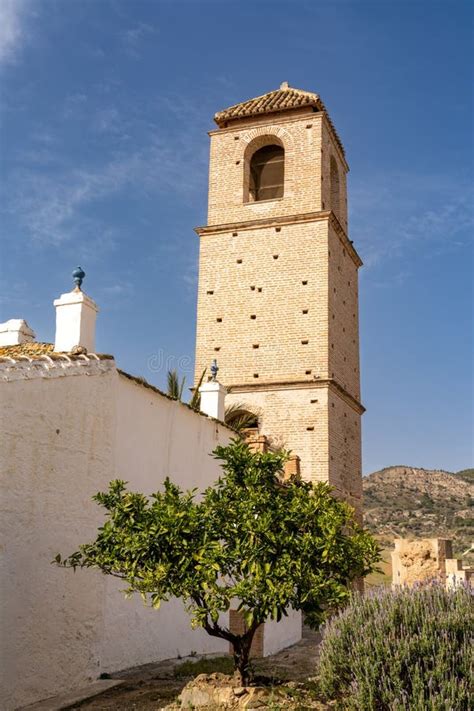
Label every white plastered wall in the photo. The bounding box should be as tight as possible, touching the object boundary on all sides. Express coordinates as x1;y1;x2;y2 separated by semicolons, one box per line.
1;363;302;710
264;608;302;657
0;365;115;710
0;364;231;710
100;374;233;671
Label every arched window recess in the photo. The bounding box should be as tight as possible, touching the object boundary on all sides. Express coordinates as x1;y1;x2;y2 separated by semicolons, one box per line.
224;403;259;433
248;144;284;202
330;155;340;217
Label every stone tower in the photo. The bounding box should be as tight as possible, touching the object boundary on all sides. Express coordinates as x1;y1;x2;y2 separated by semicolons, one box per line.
194;83;364;516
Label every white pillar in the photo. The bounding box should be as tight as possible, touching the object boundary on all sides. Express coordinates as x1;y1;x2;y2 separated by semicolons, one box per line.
0;319;35;346
199;380;227;421
53;289;98;353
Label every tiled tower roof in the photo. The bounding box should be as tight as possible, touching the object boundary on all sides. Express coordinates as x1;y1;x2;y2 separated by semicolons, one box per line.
214;84;319;123
214;83;344;155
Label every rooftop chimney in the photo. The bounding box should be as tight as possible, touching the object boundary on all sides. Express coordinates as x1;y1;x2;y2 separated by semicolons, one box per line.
198;359;227;421
0;319;36;346
54;267;98;353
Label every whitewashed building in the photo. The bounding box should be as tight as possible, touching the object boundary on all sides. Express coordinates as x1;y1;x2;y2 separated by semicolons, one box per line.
0;275;301;710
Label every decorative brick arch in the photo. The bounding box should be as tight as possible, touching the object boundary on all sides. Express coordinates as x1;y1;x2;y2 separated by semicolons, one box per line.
240;126;295;203
240;124;295;149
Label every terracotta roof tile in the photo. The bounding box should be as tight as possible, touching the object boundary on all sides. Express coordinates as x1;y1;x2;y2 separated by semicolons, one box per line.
0;342;113;360
214;84;344;156
0;342;54;358
215;87;319;123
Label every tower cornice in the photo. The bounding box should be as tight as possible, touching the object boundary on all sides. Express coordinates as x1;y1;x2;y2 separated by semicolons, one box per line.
226;378;365;415
195;211;363;268
208;108;318;137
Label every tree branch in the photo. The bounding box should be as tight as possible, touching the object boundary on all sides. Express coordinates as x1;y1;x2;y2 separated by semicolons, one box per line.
191;595;238;645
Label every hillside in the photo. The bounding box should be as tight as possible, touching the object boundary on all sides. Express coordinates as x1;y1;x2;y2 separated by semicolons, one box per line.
363;466;474;555
455;468;474;484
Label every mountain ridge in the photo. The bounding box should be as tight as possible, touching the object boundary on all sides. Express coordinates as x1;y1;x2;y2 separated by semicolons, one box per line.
362;466;473;555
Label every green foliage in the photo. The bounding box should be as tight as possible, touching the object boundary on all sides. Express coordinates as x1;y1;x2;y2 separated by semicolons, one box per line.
189;368;206;411
420;492;434;510
174;655;234;678
224;402;259;432
455;468;474;484
165;368;205;411
167;369;185;400
56;439;379;680
318;583;473;710
166;370;261;427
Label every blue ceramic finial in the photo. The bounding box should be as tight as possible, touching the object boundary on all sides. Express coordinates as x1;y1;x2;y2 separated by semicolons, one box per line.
72;266;85;289
210;359;219;381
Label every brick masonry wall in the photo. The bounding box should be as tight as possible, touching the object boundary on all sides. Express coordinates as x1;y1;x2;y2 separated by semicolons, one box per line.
224;386;330;485
228;609;264;658
195;103;362;518
195;219;330;385
328;222;361;402
224;385;362;515
328;388;362;516
321;118;348;232
207;113;324;225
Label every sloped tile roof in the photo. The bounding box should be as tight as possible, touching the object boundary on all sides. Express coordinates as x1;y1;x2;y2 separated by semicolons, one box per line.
0;342;54;358
215;86;321;124
0;342;113;360
214;84;344;156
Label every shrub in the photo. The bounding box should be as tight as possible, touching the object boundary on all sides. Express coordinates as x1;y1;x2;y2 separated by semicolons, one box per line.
56;440;379;684
318;583;473;710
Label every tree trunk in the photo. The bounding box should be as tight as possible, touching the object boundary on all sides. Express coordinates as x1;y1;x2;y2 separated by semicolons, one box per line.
232;639;251;685
231;624;259;685
193;598;261;686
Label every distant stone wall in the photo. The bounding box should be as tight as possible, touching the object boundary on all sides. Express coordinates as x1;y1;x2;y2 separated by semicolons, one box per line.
391;538;473;588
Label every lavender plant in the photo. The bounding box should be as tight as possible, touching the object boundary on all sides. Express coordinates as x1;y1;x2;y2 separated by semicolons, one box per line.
318;582;473;710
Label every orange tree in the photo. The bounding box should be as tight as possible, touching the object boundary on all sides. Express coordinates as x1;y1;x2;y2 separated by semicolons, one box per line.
56;440;379;683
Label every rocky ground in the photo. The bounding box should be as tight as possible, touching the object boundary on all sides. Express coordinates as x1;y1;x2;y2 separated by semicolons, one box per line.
65;627;325;710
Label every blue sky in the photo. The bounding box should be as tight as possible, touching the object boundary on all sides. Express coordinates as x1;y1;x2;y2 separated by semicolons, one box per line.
0;0;472;474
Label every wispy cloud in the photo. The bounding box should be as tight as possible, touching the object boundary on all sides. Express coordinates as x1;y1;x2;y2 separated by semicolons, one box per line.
181;259;199;298
2;80;219;261
97;281;134;308
351;173;474;279
100;282;132;296
61;94;130;139
7;126;206;247
0;0;31;65
93;106;123;134
62;93;88;119
121;22;157;59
